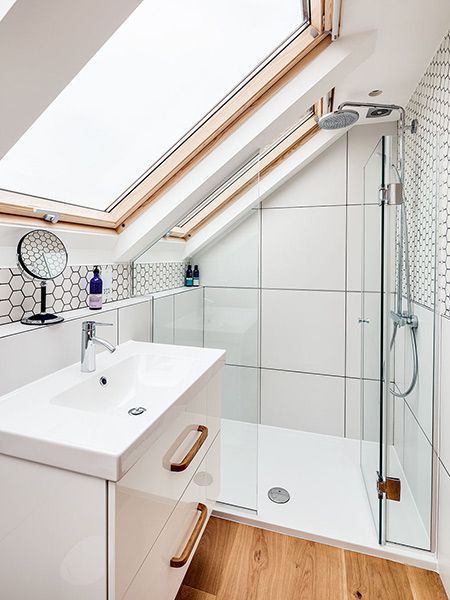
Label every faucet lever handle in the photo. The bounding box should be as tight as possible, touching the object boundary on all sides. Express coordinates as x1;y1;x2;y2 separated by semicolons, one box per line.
81;320;114;334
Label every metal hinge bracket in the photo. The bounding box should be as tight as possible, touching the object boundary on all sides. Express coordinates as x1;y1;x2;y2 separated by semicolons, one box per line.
377;476;401;501
379;183;403;206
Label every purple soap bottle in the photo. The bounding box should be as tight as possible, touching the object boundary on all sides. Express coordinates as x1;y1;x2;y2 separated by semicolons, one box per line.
88;266;103;310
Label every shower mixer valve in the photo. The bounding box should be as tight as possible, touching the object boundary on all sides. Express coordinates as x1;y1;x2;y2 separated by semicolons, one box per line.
390;310;418;329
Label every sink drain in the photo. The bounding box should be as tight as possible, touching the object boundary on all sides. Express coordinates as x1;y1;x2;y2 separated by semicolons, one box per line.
268;487;290;504
128;407;146;416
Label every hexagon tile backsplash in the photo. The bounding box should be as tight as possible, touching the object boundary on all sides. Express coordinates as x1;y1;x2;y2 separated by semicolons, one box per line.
0;261;187;325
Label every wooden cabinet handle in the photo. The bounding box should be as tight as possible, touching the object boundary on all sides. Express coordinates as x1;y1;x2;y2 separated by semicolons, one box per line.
170;503;208;568
170;425;208;472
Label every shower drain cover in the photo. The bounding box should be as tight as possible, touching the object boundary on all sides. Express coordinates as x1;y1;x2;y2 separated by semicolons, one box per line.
268;487;290;504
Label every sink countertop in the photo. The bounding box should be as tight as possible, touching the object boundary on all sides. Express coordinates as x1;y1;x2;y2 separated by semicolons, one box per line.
0;341;225;481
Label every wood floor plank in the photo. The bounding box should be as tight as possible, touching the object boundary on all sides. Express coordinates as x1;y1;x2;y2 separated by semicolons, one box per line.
344;550;415;599
180;517;448;600
406;565;448;600
175;585;216;600
214;520;345;600
183;517;240;595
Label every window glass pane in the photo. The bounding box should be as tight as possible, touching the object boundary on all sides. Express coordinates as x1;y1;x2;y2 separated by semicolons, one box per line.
0;0;305;210
0;0;16;21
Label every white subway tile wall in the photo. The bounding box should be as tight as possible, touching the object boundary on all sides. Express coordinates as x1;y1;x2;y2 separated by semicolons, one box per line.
191;123;395;443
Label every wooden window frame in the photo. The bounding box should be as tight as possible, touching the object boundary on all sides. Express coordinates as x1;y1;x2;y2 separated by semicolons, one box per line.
0;0;333;233
164;93;332;241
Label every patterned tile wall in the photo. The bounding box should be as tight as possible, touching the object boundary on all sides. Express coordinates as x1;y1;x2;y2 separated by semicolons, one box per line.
0;264;131;325
133;262;187;296
404;30;450;313
0;261;187;325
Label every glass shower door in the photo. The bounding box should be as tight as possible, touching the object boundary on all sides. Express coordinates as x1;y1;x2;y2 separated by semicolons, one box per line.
360;136;391;543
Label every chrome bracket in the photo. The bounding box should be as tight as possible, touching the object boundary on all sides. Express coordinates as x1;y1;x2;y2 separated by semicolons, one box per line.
378;185;388;205
379;183;403;206
390;310;418;329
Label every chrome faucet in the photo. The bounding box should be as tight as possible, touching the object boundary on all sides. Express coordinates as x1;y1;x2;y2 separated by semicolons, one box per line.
81;321;116;373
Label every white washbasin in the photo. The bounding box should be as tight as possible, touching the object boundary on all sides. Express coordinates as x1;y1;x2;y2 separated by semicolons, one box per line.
0;341;225;480
52;353;193;414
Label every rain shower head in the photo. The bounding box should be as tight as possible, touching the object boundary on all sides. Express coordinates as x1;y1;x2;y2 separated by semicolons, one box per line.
317;109;360;130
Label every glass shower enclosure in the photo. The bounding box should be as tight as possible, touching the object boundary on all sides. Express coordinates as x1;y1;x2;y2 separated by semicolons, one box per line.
360;134;437;550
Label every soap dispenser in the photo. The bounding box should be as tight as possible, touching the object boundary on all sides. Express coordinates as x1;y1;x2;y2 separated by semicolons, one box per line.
89;266;103;310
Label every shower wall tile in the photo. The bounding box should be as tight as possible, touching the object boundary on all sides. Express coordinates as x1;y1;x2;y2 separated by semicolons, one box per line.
261;289;345;376
393;393;405;465
204;287;259;367
193;211;259;288
262;135;347;208
402;405;433;539
402;303;434;442
261;368;345;436
345;378;360;439
174;288;203;347
262;206;346;291
438;463;450;593
347;122;397;206
222;365;259;423
404;31;450;313
439;315;450;473
346;291;381;380
346;204;382;292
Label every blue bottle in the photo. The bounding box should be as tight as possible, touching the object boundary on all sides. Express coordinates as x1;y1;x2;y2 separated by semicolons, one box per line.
185;264;193;287
89;266;103;310
193;265;200;287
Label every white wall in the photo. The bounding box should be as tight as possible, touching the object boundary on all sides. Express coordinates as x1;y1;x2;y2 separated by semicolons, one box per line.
0;299;152;397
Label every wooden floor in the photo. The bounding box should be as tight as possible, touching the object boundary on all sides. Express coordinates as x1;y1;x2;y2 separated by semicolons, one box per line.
176;517;447;600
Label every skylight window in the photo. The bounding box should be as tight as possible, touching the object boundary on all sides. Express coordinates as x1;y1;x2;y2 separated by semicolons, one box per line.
0;0;308;211
164;101;325;240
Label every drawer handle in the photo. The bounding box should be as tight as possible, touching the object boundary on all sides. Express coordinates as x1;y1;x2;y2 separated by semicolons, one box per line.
170;425;208;472
170;503;208;568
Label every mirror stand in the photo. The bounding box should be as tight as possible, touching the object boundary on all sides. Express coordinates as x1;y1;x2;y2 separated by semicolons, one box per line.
21;280;64;326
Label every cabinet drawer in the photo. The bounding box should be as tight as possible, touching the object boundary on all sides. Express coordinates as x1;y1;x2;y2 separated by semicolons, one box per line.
122;435;220;600
110;371;221;599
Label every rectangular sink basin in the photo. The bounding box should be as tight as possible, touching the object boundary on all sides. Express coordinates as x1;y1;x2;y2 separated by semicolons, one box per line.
0;341;225;480
52;353;193;414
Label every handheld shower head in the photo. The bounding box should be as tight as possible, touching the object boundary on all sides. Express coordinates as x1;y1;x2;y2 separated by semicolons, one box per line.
317;109;360;130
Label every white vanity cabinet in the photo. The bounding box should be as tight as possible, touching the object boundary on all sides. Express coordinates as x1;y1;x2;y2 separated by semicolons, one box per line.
0;342;224;600
109;368;221;599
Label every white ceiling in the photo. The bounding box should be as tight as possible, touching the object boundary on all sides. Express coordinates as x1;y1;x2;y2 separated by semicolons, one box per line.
335;0;450;119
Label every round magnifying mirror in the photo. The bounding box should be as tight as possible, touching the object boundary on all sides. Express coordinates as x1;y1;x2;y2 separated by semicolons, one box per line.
17;229;68;326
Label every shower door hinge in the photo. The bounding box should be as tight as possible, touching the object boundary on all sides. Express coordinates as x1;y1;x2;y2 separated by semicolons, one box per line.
377;476;401;501
379;183;403;206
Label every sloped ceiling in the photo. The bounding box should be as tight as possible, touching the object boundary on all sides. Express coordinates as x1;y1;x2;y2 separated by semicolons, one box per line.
335;0;450;120
1;0;449;266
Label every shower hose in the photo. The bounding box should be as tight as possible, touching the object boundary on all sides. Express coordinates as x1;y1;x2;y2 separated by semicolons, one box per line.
389;197;419;398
